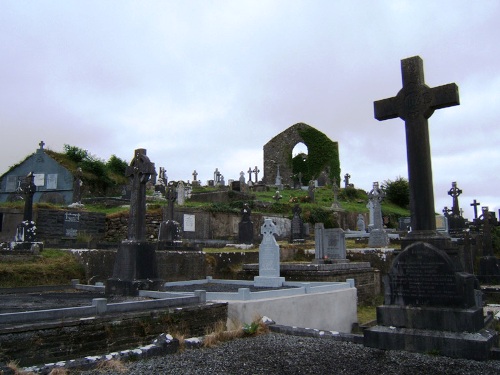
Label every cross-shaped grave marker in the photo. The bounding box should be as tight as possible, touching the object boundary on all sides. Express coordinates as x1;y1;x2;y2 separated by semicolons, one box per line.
125;149;156;241
374;56;459;231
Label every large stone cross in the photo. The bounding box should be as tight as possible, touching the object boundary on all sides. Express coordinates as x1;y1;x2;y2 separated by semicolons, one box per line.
125;149;156;241
374;56;459;231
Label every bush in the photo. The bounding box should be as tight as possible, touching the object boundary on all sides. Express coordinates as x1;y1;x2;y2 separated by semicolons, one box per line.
382;177;410;209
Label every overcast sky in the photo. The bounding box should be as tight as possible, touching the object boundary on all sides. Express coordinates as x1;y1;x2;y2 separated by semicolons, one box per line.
1;1;499;220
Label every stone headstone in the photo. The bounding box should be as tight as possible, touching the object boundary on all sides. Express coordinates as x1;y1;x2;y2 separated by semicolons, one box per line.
398;216;411;231
356;214;366;232
330;177;342;211
125;149;156;241
106;149;163;296
238;203;254;245
275;164;283;188
177;181;186;206
368;182;389;247
158;184;181;246
315;223;346;261
308;180;315;203
254;218;285;287
290;204;304;242
364;56;496;360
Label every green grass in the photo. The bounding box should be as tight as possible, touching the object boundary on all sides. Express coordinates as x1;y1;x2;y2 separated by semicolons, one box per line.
357;295;384;325
0;249;85;287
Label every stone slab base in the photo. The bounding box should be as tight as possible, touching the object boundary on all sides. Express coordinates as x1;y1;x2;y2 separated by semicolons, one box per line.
376;305;485;332
364;325;497;361
105;278;164;296
253;276;285;288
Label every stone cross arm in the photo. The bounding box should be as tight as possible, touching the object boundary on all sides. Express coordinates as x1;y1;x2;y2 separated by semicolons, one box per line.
374;83;459;121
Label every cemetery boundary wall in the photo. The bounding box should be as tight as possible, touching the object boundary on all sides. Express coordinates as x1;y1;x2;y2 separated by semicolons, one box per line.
1;207;367;244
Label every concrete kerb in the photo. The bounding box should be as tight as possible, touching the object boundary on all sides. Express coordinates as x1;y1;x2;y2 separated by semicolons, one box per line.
0;288;202;325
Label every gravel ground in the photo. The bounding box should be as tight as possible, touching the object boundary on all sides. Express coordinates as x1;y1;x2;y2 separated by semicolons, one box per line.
79;332;500;375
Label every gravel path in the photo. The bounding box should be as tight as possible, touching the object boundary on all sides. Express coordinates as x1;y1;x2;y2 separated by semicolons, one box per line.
79;332;500;375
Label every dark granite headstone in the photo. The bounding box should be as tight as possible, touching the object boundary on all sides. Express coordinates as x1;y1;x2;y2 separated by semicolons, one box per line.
238;203;254;244
384;242;475;307
290;204;304;242
158;184;181;248
364;56;496;360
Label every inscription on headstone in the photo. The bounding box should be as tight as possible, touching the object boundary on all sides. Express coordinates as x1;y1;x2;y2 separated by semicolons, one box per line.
385;242;474;307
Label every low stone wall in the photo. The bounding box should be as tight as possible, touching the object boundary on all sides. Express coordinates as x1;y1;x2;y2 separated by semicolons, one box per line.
70;249;207;284
36;209;107;244
0;302;228;367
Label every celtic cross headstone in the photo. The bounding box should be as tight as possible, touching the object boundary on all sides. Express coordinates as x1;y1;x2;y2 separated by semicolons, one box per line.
125;149;156;241
374;56;459;232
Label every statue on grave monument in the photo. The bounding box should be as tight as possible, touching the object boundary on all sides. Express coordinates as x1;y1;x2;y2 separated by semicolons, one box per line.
73;167;83;204
15;172;37;243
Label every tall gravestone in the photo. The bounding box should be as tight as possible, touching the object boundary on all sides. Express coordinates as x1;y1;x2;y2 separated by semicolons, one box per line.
446;181;466;234
254;219;285;287
106;149;163;296
367;182;389;247
238;203;254;244
364;56;496;360
158;184;181;248
177;181;186;205
290;204;305;242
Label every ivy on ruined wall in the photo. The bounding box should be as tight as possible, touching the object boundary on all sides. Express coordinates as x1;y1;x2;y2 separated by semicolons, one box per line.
297;126;340;183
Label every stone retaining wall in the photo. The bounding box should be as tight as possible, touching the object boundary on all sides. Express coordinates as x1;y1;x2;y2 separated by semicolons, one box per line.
0;303;228;367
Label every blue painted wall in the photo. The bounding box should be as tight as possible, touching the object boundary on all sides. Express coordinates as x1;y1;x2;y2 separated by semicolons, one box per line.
0;145;74;204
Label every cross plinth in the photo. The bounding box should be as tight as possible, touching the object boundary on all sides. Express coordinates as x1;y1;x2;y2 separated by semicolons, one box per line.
374;56;459;232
